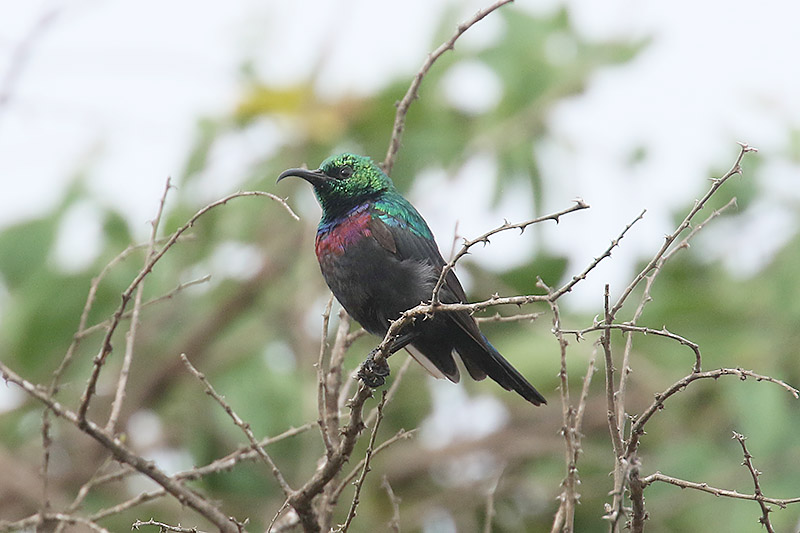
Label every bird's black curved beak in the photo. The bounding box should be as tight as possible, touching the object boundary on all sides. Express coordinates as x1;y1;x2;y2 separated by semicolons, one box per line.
276;168;330;187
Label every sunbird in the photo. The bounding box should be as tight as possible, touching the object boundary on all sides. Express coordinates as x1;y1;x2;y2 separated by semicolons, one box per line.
278;153;545;405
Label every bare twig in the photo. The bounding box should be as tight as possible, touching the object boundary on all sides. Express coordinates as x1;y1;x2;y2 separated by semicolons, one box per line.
601;285;624;459
382;476;402;533
328;310;355;441
604;147;757;530
338;391;389;532
733;432;775;533
1;512;109;533
87;424;314;523
629;458;647;533
131;518;208;532
77;190;298;424
484;467;504;533
562;324;701;371
180;354;293;497
609;143;757;321
476;311;544;323
106;177;172;434
628;368;798;456
0;4;61;113
542;278;578;533
332;428;417;504
432;199;590;304
287;383;373;532
267;501;294;533
616;197;738;416
76;275;211;339
382;0;515;174
641;471;800;508
0;361;242;533
318;295;336;457
549;209;645;303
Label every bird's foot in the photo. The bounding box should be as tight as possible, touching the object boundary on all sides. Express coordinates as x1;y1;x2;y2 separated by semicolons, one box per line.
358;350;391;388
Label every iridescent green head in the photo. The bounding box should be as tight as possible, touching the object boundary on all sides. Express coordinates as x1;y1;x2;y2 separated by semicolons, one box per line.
277;153;395;218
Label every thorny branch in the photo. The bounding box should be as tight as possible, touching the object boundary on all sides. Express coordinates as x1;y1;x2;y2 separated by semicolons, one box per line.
733;431;775;533
106;177;172;435
131;518;208;533
595;144;772;532
0;363;242;533
1;189;299;533
337;391;388;532
611;196;740;471
180;354;294;498
562;323;701;372
382;0;515;175
76;190;298;424
431;199;590;304
641;471;800;508
609;143;757;321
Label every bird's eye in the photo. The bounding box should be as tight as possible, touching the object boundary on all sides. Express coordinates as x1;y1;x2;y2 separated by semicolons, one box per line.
338;166;353;179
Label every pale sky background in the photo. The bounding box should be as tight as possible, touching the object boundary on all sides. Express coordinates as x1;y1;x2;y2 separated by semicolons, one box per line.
1;0;799;304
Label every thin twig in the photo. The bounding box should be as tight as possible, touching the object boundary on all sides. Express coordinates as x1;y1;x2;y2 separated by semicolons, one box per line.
549;209;645;303
332;428;417;504
76;274;211;339
601;285;624;459
87;424;314;523
733;431;776;533
382;0;515;174
267;501;294;533
131;519;205;532
106;177;172;434
562;324;701;372
131;518;208;532
476;311;544;323
57;455;118;530
542;278;578;533
0;4;61;113
484;467;504;533
628;368;799;456
288;382;373;532
77;190;298;424
338;391;389;532
1;512;109;533
603;147;755;530
317;295;336;457
641;471;800;508
180;354;293;497
609;143;757;321
381;476;402;533
629;458;646;533
328;309;355;442
0;361;241;533
432;199;590;304
616;196;738;420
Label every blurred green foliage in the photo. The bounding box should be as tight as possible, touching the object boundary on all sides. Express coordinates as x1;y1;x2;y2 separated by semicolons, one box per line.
1;5;798;533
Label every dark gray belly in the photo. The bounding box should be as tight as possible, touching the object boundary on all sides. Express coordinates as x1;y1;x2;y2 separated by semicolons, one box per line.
318;237;437;336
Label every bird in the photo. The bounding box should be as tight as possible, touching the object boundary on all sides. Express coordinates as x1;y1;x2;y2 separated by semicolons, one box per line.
277;153;546;406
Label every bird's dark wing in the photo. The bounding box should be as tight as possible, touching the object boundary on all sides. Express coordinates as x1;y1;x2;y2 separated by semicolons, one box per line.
368;202;488;354
368;202;467;303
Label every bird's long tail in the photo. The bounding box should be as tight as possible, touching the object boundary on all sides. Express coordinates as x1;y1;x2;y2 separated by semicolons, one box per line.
455;333;546;406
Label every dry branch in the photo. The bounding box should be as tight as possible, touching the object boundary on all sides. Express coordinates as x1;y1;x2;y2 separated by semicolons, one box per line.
382;0;515;174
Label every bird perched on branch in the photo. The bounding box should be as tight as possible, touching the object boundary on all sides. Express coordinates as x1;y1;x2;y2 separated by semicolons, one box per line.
278;153;545;405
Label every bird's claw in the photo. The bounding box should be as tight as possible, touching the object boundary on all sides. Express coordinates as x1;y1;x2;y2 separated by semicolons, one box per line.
358;351;391;388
